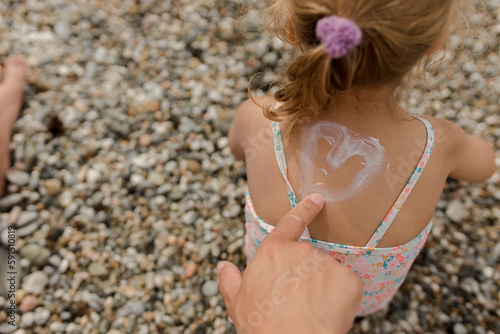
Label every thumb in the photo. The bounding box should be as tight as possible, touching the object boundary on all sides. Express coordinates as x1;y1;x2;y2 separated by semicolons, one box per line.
270;193;324;242
217;261;242;309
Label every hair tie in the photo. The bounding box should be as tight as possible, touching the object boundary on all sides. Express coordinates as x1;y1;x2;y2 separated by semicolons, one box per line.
316;15;363;59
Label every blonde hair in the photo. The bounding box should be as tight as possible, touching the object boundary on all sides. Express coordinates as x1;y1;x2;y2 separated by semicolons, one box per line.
257;0;471;139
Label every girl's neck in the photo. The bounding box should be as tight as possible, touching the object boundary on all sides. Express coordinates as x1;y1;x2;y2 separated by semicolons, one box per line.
327;85;406;121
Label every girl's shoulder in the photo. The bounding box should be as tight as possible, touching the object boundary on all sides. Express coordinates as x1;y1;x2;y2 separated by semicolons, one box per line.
228;96;276;160
422;116;496;182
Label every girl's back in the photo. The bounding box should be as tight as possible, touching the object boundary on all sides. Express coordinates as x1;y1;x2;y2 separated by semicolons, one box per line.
233;92;495;248
234;96;440;248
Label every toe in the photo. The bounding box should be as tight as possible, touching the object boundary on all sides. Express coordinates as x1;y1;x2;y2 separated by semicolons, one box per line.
3;56;26;89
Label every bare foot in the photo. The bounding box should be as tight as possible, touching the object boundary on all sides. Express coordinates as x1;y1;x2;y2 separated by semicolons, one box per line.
0;56;26;198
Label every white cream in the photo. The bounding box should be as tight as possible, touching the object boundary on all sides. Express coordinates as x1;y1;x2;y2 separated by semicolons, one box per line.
299;121;386;202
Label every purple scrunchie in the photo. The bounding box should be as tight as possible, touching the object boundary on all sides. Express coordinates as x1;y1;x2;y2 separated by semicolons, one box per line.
316;15;363;59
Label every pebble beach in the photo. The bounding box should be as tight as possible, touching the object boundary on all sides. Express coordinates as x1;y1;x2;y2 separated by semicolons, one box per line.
0;0;499;333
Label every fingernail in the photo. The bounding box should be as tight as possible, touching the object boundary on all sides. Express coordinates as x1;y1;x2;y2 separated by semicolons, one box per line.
310;193;324;206
217;262;225;274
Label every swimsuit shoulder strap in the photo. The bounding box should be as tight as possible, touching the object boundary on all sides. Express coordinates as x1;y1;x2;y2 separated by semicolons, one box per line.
272;121;300;208
365;117;435;248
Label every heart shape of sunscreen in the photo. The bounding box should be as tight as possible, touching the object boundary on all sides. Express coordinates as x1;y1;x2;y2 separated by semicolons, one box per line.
299;121;386;202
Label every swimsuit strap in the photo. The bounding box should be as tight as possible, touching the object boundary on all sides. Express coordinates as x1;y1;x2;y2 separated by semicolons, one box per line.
365;117;435;248
272;121;300;208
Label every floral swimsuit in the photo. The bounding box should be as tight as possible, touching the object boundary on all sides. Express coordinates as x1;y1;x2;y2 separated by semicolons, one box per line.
244;118;435;316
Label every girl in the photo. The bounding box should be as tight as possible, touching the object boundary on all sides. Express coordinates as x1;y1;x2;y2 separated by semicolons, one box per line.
229;0;496;316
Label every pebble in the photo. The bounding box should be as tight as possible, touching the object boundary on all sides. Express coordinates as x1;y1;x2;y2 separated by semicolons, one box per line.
63;203;79;219
227;239;244;254
201;280;219;297
0;324;15;333
172;265;186;277
88;262;109;277
147;172;165;186
54;20;71;40
73;291;104;313
453;323;468;334
130;173;145;186
223;204;241;218
139;133;152;147
44;179;62;196
0;194;23;209
22;271;49;295
360;318;370;332
446;200;465;222
19;295;39;313
165;161;177;174
59;258;70;273
16;211;39;227
21;312;35;327
20;244;51;266
184;262;198;278
186;160;201;173
182;211;197;225
117;299;145;317
66;323;83;334
17;222;40;238
86;169;101;186
5;170;30;186
33;308;51;325
482;266;494;278
49;322;67;332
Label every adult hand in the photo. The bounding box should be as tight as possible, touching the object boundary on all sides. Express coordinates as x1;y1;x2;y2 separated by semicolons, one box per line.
217;194;363;334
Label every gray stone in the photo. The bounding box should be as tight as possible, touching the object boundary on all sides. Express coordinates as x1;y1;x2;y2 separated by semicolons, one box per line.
117;299;145;317
33;307;51;325
16;211;39;227
22;271;49;295
21;311;34;327
20;243;51;266
54;20;71;40
6;170;30;186
0;323;15;333
86;168;101;185
73;291;104;312
130;173;145;186
65;323;83;334
63;203;79;219
88;262;109;277
227;239;244;254
147;172;165;186
49;321;67;332
17;221;40;238
453;323;468;334
223;204;241;218
0;194;23;210
446;200;465;222
201;280;218;297
182;211;197;225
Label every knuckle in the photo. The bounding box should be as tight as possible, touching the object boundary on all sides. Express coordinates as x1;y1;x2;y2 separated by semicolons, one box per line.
262;236;285;253
283;213;304;229
298;242;315;253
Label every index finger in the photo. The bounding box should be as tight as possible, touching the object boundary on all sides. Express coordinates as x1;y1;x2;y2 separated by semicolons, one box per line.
269;193;324;242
